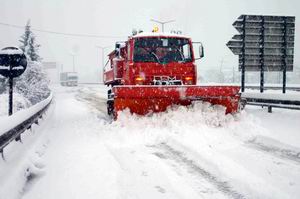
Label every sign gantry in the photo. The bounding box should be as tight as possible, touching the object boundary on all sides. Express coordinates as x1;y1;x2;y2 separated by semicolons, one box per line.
227;15;295;93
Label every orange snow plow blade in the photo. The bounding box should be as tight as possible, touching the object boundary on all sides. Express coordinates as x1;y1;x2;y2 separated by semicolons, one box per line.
112;85;240;116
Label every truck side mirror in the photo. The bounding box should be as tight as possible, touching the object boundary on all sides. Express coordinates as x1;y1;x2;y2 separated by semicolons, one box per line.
115;43;121;49
115;43;121;57
193;42;204;60
199;45;204;59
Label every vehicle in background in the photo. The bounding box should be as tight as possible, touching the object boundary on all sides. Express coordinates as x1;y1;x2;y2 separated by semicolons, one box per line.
60;72;78;86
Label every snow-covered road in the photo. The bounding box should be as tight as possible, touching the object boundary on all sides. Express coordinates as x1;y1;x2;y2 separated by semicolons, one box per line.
1;85;300;199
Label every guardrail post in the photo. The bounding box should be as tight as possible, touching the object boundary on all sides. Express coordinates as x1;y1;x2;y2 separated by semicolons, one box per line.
15;135;22;142
34;119;39;125
268;106;272;113
0;149;4;160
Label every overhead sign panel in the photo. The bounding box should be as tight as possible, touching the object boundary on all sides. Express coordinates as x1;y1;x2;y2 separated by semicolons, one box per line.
43;62;57;69
227;14;295;72
233;15;295;34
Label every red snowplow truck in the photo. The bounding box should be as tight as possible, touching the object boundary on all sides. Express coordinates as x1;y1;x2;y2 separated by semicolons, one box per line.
103;32;240;117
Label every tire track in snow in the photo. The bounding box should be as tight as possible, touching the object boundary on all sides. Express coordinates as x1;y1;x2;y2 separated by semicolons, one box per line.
246;139;300;164
75;88;109;121
152;143;246;199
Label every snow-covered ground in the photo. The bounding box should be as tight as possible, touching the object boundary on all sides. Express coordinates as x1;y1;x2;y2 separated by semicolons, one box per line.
0;84;299;199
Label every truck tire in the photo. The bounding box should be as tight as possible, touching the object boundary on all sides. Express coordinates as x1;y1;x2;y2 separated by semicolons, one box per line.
238;98;247;111
107;100;114;115
107;89;114;115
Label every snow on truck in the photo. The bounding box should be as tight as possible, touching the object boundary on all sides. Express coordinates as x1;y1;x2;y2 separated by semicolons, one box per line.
60;72;78;86
103;31;241;117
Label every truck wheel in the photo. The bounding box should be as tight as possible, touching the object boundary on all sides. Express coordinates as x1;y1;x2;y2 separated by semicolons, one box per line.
107;100;114;115
238;98;247;111
108;89;112;98
107;89;114;115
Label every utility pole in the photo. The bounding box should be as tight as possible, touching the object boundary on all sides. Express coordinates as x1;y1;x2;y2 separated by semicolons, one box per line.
96;46;110;68
72;55;75;72
220;59;225;73
150;19;175;32
58;64;63;84
69;53;76;72
96;46;110;67
219;58;225;83
96;46;110;82
232;65;235;83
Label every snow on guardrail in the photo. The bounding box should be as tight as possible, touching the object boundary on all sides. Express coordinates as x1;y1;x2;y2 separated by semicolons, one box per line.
242;92;300;101
0;93;53;155
241;91;300;112
0;93;52;136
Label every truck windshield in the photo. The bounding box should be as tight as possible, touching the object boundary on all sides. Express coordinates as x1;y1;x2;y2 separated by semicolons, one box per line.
133;38;192;64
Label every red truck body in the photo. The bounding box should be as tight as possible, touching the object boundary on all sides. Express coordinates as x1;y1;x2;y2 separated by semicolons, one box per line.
103;32;240;117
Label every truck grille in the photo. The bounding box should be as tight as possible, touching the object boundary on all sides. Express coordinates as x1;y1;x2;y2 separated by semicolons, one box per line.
153;76;182;85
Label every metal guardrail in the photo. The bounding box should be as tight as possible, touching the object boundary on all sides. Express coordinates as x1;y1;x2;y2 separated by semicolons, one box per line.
0;96;52;158
245;86;300;92
77;82;104;85
245;97;300;112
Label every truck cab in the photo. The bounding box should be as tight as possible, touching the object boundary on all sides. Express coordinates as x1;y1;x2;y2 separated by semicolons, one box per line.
103;32;240;117
103;32;204;87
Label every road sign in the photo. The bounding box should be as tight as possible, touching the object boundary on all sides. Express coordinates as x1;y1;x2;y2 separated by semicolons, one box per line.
227;15;296;93
42;62;57;69
0;47;27;78
0;47;27;116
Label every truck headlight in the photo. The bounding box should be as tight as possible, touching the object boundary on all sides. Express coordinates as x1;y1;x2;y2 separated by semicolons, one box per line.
184;76;193;85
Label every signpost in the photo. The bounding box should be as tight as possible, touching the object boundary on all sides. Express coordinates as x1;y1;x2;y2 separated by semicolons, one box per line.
227;15;295;93
0;47;27;115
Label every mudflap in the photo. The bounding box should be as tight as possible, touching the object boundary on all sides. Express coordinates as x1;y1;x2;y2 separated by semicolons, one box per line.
112;85;241;118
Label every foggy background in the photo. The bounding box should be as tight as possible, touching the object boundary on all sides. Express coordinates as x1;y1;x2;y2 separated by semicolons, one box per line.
0;0;299;83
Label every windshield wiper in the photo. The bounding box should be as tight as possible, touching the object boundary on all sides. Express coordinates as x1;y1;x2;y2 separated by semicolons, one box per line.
173;46;185;62
140;47;161;64
150;52;162;64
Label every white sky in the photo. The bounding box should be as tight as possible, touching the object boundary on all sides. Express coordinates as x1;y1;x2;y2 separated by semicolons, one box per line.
0;0;299;82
